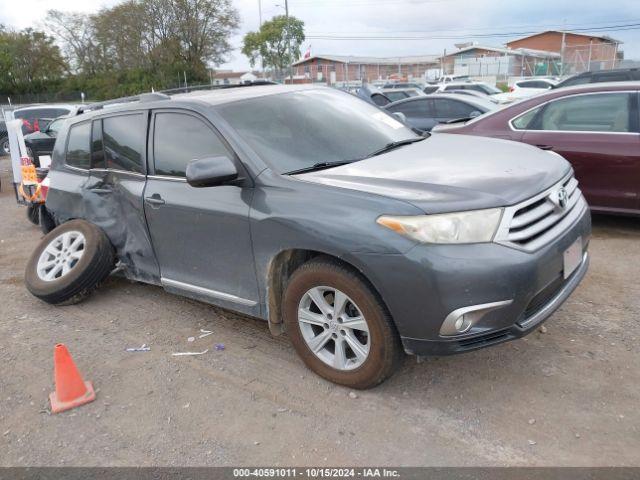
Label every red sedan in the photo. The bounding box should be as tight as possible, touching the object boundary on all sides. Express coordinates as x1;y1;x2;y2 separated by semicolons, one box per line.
433;82;640;215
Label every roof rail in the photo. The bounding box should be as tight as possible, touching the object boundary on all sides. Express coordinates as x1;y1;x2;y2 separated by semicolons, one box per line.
160;80;277;95
75;80;276;115
78;92;170;114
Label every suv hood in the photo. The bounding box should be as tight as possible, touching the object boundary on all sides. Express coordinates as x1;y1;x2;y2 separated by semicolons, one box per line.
296;133;570;214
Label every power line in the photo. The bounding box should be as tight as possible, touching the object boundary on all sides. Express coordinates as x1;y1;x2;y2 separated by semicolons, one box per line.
305;22;640;41
307;18;640;35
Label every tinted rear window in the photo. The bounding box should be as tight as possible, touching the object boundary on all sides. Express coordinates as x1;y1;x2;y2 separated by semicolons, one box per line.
434;99;478;118
91;120;105;169
388;99;432;117
65;122;91;169
103;114;145;173
385;91;408;102
14;107;71;119
592;72;631;83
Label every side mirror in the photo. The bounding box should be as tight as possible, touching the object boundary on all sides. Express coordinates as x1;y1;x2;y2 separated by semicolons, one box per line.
469;110;482;118
392;111;407;123
186;155;238;188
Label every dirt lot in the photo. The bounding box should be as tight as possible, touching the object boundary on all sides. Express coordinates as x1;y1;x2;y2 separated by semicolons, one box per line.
0;157;639;467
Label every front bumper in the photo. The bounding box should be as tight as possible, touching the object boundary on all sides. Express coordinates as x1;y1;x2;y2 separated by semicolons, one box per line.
401;251;589;355
353;202;591;356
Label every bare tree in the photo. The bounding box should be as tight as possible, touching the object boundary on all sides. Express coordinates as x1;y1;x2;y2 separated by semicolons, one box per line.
44;10;99;74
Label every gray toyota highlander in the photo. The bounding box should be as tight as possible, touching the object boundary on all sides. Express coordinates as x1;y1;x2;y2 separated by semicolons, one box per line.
25;85;591;389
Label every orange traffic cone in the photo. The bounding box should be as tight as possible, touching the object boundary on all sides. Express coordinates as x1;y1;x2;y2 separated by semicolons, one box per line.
49;344;96;414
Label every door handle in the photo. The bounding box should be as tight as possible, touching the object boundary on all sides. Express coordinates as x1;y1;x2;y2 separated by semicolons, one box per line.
145;195;165;206
536;145;554;151
89;187;112;194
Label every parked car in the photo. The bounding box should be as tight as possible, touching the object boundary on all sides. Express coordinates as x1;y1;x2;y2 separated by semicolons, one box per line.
492;78;557;103
0;118;8;155
427;75;470;84
381;88;425;102
382;82;424;90
433;81;502;97
431;81;640;216
3;104;78;155
357;83;392;106
25;85;590;388
24;115;68;166
554;67;640;89
385;93;498;132
440;89;500;103
12;104;78;134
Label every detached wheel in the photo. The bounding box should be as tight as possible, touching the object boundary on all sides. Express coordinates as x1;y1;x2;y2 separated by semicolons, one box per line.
25;219;115;305
26;204;40;225
283;258;403;389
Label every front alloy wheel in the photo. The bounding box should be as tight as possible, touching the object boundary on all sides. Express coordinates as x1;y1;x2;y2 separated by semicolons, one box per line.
283;257;403;389
298;286;370;371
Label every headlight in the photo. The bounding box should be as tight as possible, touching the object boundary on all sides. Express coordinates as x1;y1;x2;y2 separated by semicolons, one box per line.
377;208;503;244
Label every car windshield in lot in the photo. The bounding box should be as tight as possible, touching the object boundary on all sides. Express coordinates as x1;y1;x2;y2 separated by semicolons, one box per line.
217;88;420;174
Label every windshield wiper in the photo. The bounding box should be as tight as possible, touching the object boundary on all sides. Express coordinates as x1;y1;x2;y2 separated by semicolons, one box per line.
285;136;427;175
286;160;353;175
365;136;427;158
444;117;473;124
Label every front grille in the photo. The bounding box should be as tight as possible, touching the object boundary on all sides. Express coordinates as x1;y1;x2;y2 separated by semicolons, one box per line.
495;174;586;252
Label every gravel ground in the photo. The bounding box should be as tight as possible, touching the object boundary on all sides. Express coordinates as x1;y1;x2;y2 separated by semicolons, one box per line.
0;157;639;466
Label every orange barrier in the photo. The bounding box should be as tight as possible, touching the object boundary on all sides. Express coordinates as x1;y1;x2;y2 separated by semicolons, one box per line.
49;344;96;414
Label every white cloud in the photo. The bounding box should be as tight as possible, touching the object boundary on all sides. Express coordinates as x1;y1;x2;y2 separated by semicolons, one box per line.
1;0;639;71
0;0;121;30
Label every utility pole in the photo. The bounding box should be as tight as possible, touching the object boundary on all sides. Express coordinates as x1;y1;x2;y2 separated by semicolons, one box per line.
611;42;619;70
258;0;265;79
285;0;293;84
560;30;566;76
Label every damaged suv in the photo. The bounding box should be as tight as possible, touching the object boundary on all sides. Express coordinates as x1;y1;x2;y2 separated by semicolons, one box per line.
25;85;591;388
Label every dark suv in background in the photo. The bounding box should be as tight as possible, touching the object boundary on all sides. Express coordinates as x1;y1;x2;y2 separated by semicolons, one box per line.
25;85;590;388
555;67;640;88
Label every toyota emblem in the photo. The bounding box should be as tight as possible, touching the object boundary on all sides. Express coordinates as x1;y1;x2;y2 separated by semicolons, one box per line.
557;187;568;209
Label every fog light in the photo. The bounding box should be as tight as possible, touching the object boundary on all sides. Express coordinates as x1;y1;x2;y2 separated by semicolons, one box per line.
454;315;469;332
439;300;513;337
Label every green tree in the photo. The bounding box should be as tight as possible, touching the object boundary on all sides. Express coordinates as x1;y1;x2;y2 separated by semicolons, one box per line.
0;28;66;94
242;15;305;79
45;0;239;89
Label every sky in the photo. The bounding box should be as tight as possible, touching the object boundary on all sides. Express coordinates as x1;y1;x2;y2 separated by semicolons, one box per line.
1;0;639;71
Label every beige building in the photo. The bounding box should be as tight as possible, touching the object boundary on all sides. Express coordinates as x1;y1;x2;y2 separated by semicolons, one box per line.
292;54;440;85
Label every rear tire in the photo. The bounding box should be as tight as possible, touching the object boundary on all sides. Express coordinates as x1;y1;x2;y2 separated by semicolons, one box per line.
0;136;9;156
39;206;57;234
26;204;40;225
283;257;403;389
25;219;115;305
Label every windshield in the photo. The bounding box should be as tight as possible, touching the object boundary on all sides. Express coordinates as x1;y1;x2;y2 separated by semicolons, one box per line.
216;89;419;174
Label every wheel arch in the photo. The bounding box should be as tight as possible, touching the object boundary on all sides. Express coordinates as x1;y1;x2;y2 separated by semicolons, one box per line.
265;248;393;336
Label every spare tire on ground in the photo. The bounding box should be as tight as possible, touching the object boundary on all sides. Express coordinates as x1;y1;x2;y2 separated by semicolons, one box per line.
25;219;115;305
